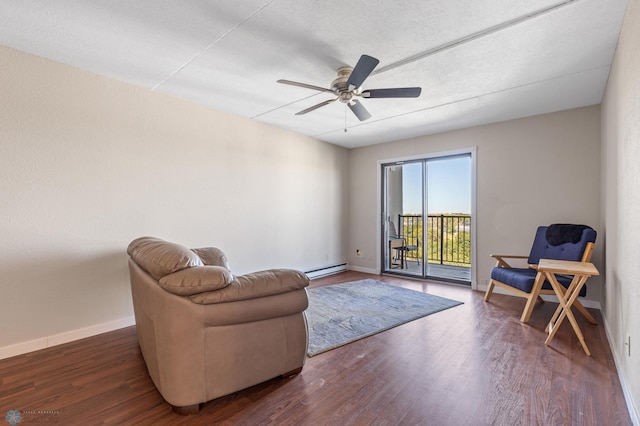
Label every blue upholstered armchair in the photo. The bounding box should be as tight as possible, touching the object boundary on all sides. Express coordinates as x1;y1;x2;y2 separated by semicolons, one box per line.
484;224;598;324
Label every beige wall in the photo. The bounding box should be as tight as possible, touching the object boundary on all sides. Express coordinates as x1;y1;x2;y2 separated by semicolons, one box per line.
0;46;349;351
348;106;602;300
601;0;640;419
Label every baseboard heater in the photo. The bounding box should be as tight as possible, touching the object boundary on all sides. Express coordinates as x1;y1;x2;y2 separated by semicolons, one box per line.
304;263;347;280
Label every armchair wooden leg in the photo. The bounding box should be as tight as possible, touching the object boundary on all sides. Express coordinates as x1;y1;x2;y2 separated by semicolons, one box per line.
521;272;546;323
484;280;496;302
521;293;539;323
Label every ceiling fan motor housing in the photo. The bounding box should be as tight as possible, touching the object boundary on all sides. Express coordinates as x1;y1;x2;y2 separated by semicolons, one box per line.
332;66;361;102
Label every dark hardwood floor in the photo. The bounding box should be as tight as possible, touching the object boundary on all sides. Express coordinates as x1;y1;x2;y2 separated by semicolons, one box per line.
0;271;632;425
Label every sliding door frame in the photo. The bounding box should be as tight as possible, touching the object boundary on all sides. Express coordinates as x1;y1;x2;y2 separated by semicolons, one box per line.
376;147;477;289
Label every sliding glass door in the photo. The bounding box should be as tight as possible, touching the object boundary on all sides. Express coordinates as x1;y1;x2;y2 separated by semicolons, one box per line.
382;153;472;284
383;161;424;277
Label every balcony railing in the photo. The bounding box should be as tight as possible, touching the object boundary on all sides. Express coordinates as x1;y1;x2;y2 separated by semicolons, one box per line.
398;214;471;267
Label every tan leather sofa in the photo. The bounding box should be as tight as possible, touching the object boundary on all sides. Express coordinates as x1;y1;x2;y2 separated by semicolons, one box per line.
127;237;309;414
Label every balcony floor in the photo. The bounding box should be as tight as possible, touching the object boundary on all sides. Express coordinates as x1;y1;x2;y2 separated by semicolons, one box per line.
388;260;471;283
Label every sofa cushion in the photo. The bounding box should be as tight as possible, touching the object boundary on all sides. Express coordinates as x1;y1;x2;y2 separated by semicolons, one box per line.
158;266;233;296
127;236;204;280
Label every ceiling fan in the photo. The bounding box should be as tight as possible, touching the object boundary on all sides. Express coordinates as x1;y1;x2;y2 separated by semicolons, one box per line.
277;54;421;121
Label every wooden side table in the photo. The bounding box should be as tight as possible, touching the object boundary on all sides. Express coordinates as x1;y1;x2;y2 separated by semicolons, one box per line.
537;259;599;356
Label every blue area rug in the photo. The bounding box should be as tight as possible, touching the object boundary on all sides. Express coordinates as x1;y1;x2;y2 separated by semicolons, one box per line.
306;279;463;356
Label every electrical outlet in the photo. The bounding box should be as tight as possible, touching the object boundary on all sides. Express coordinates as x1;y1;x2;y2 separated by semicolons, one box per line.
625;335;631;357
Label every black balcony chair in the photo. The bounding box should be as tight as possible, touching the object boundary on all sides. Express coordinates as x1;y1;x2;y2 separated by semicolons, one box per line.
389;221;419;268
484;224;598;324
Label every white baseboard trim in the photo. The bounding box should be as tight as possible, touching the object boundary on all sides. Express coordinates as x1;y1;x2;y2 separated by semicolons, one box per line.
305;263;348;280
347;265;380;275
602;315;640;425
0;316;136;361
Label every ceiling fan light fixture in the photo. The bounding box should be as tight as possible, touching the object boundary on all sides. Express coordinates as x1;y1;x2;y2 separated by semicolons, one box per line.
339;92;353;103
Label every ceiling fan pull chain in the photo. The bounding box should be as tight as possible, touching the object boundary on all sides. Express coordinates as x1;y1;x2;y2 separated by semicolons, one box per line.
344;104;347;133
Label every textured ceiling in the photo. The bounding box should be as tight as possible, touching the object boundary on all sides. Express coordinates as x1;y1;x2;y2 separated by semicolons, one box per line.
0;0;628;148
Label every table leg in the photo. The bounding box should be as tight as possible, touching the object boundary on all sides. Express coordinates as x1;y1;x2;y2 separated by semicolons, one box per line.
544;272;592;356
545;275;581;333
545;275;598;327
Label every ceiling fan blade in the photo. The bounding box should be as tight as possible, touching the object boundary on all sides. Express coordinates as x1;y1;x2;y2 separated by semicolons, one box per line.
348;99;372;121
346;55;379;91
362;87;422;98
295;98;338;115
277;79;334;93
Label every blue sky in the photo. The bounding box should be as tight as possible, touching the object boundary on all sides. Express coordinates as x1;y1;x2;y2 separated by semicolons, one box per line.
402;156;471;214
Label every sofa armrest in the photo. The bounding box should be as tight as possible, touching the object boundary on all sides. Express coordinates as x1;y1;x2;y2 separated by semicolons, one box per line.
189;269;309;304
159;265;233;296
